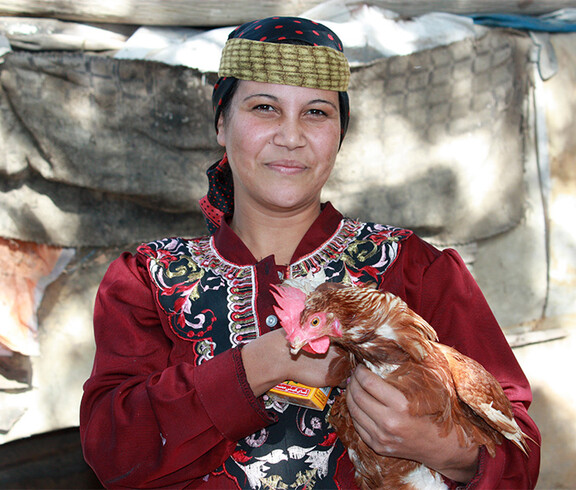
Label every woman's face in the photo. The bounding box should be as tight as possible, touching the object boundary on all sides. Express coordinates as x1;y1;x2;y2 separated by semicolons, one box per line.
217;80;341;215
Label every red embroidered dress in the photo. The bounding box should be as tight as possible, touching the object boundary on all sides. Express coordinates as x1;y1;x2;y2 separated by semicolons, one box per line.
80;203;540;489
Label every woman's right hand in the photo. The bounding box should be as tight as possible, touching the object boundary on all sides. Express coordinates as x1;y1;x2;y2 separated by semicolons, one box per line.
241;328;349;397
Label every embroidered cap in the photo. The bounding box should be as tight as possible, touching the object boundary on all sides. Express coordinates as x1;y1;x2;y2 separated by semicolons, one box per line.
218;38;350;91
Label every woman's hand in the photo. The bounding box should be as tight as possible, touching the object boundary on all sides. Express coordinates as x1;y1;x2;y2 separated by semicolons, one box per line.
284;341;350;389
346;364;480;484
241;328;349;398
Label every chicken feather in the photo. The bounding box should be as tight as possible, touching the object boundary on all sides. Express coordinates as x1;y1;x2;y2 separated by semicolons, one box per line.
271;282;531;490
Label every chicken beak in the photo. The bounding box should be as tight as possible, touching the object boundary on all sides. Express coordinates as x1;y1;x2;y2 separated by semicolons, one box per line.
289;337;306;355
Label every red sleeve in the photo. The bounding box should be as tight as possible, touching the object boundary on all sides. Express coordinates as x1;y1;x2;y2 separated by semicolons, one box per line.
79;252;275;488
383;235;541;489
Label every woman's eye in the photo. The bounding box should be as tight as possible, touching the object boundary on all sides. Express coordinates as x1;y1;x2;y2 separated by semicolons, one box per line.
308;108;327;117
254;104;275;112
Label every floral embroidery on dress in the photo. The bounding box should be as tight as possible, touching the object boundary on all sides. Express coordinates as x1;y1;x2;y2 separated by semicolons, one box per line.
137;219;412;488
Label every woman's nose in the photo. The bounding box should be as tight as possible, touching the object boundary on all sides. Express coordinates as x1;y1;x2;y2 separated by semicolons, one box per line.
272;117;306;149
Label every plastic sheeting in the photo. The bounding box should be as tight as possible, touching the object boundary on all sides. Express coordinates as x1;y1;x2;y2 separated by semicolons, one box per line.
470;9;576;32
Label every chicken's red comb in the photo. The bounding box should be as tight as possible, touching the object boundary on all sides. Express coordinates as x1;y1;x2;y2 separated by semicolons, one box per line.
270;285;306;338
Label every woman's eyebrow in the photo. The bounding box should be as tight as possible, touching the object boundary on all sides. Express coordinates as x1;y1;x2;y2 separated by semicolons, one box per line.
308;99;338;110
243;93;279;102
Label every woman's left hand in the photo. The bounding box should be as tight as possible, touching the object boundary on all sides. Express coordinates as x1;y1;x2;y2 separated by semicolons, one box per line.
345;364;480;484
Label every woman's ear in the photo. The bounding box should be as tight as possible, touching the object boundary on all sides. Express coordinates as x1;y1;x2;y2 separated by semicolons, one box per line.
216;114;226;147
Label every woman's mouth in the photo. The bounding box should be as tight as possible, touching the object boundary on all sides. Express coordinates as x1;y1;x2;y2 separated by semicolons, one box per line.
266;160;308;174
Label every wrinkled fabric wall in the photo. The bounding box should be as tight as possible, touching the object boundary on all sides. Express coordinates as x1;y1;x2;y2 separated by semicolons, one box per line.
0;29;530;247
0;55;218;246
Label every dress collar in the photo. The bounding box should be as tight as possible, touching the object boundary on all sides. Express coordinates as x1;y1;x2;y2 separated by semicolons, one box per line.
212;202;344;267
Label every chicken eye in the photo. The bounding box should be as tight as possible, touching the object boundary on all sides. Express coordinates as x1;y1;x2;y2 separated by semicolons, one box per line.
310;316;321;328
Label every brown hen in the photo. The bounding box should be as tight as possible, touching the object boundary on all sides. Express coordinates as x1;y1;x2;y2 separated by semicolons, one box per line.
272;282;531;490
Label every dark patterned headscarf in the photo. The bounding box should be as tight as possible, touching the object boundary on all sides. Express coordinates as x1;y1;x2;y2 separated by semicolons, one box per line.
200;16;351;233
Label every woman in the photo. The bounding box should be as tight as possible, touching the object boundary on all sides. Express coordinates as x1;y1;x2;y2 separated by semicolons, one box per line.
80;17;540;489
